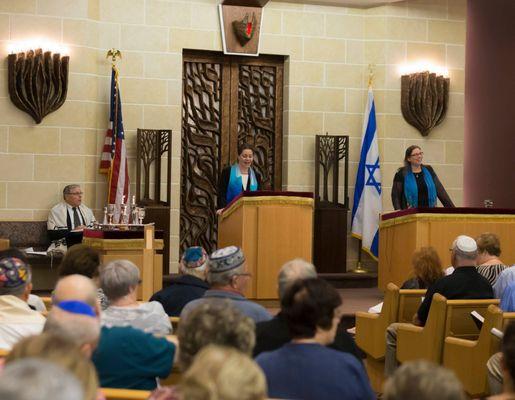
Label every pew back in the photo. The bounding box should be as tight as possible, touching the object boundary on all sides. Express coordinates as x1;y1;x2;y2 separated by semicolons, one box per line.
397;295;500;364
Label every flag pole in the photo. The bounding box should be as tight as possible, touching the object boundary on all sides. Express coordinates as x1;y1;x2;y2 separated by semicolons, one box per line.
351;239;368;274
350;64;375;275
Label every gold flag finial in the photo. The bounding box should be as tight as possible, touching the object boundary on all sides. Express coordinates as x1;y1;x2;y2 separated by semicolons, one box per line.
368;64;375;88
106;49;122;65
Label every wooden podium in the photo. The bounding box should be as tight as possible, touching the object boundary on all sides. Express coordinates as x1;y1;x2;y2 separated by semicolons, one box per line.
218;191;314;300
379;208;515;289
83;225;164;301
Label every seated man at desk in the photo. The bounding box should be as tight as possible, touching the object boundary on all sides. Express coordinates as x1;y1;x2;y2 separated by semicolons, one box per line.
47;185;96;246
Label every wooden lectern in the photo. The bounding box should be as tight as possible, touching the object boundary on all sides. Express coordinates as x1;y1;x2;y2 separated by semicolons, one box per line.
218;191;314;300
83;225;164;301
379;208;515;289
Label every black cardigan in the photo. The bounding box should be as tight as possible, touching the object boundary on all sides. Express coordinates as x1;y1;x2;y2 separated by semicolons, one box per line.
391;165;455;210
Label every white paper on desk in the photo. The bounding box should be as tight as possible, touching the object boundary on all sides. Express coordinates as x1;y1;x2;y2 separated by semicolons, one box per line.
368;302;383;314
23;247;48;256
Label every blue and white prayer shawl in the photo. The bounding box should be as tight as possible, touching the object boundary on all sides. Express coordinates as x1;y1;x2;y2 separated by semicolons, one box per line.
226;164;258;205
404;166;437;208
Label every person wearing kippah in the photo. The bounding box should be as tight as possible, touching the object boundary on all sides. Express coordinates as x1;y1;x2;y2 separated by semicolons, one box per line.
384;235;494;377
180;246;272;323
150;246;210;317
0;257;46;350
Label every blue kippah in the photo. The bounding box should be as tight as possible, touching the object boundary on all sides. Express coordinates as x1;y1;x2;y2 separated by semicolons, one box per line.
183;247;203;262
57;300;96;318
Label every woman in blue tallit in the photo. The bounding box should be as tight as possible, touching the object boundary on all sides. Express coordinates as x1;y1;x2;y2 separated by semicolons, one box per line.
391;145;454;210
217;143;261;211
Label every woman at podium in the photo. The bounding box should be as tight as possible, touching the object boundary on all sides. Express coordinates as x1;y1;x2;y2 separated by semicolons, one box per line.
217;143;262;210
391;145;454;210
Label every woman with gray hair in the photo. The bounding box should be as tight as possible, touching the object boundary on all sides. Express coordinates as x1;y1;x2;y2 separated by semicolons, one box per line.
100;259;172;335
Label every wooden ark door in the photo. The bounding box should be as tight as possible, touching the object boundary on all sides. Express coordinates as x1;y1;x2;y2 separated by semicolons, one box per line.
180;51;284;254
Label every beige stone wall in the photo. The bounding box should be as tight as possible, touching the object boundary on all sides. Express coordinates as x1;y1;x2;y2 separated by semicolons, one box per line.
0;0;466;272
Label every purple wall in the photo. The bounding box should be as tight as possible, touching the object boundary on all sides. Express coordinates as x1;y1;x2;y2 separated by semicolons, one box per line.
464;0;515;207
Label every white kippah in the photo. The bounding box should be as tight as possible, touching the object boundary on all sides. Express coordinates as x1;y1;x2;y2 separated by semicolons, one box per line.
455;235;477;252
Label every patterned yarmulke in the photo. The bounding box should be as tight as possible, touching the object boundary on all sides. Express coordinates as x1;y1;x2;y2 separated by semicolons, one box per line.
0;257;29;290
209;246;245;273
181;246;208;270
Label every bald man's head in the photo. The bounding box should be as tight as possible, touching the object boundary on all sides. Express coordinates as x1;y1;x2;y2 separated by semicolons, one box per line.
277;258;317;300
53;275;99;314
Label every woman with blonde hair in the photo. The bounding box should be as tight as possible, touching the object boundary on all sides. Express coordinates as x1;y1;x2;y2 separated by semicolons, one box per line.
148;345;267;400
5;333;100;400
401;246;444;289
476;232;507;286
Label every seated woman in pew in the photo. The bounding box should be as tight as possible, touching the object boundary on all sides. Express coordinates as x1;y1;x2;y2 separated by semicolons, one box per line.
476;233;508;287
401;246;444;290
149;345;267;400
383;360;466;400
100;260;172;335
256;278;374;400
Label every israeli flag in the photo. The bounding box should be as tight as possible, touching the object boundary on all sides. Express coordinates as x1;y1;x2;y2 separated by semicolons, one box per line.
351;88;382;259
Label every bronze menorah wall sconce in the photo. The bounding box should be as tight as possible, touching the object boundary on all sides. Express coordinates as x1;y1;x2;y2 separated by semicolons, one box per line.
7;48;69;124
401;71;450;136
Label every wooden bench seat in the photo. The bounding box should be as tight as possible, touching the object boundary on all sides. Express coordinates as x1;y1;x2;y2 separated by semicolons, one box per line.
355;283;425;391
397;295;500;365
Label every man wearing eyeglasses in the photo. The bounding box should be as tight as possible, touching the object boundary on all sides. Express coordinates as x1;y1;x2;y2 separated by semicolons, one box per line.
47;184;96;243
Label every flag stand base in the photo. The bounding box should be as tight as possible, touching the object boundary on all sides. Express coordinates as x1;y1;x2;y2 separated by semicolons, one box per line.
350;261;369;274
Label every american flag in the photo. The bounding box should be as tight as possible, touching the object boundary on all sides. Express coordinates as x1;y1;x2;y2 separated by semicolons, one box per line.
99;66;129;205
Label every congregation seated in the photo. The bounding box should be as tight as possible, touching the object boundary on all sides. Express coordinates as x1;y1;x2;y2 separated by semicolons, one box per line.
383;360;466;400
150;246;209;317
180;246;271;323
149;345;267;400
58;244;109;309
254;258;359;359
0;257;45;350
100;260;171;335
177;300;255;370
5;333;100;400
385;235;494;376
400;246;444;289
0;358;84;400
476;232;508;286
51;271;175;391
256;278;374;400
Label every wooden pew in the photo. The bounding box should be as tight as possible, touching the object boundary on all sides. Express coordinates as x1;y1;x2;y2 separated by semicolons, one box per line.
101;388;151;400
443;307;515;397
355;283;425;391
397;295;500;365
443;304;502;397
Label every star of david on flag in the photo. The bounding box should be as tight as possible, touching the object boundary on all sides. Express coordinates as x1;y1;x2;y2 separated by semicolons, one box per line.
351;88;382;259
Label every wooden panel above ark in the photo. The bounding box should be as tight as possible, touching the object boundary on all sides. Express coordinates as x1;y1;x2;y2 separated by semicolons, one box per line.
222;0;270;6
219;4;264;56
